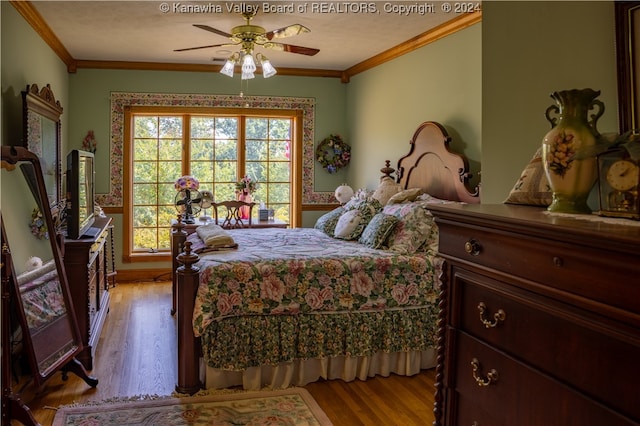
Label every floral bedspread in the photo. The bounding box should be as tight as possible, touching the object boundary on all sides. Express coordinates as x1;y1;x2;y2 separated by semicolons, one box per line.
192;227;442;371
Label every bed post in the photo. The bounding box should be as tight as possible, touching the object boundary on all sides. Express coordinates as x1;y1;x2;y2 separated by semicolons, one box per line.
171;215;187;315
175;241;201;395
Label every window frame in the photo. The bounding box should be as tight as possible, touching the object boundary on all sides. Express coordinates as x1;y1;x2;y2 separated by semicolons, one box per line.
122;106;303;262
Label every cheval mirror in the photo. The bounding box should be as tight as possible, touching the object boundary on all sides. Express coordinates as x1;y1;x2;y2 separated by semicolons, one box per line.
21;83;63;211
1;146;97;426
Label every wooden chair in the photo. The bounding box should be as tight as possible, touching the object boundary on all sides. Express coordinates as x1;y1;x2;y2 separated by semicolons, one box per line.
211;200;256;229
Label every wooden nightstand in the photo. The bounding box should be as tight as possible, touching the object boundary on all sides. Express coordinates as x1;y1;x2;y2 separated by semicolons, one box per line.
429;204;640;426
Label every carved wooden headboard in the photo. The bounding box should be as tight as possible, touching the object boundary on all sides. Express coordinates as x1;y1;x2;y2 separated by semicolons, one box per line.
395;121;480;203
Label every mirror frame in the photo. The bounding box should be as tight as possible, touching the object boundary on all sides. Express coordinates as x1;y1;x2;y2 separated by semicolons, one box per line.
615;1;640;133
1;146;82;388
21;83;63;211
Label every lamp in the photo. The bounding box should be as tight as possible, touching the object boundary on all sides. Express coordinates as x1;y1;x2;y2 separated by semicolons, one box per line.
174;175;202;224
334;184;354;205
220;49;277;80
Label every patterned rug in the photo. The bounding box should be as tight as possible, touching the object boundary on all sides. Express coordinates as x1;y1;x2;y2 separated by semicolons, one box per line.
52;388;333;425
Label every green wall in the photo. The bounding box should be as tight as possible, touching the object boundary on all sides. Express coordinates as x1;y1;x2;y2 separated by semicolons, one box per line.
481;1;618;204
67;68;348;197
1;3;69;151
346;23;482;193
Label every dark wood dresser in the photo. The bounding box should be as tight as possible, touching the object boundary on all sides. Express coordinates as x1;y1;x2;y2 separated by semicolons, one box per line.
428;204;640;426
63;216;114;370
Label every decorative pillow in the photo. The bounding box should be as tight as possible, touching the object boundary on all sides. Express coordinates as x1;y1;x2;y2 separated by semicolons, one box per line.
358;213;399;249
383;202;437;254
343;188;374;210
334;199;381;240
314;206;345;236
386;188;423;205
503;147;552;206
334;209;362;239
372;177;402;205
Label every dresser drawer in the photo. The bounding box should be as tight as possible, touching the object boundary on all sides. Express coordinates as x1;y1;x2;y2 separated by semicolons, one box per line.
454;391;504;426
437;221;639;319
451;271;640;421
454;331;636;426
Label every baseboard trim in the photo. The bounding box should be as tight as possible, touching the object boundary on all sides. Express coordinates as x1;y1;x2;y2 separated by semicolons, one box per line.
116;268;172;283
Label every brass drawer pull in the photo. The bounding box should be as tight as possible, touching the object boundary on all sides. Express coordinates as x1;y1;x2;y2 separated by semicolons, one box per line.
471;357;499;387
464;239;481;255
477;302;506;328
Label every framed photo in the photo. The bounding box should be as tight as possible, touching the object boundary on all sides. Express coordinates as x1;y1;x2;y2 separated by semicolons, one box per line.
615;2;640;132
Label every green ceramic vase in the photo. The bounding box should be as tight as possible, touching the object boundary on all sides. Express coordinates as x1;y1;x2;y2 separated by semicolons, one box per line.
541;88;604;214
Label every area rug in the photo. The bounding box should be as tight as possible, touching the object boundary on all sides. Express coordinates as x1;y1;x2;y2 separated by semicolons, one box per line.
52;388;333;425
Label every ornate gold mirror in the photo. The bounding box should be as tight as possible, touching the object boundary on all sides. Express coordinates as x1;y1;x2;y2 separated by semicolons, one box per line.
0;146;97;393
22;84;63;210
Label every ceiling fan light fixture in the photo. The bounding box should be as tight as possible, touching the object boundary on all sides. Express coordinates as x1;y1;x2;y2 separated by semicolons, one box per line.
220;59;236;78
257;53;277;78
220;52;239;78
241;52;257;80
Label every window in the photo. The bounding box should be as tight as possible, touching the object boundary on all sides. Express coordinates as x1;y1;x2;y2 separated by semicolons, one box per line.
123;107;301;261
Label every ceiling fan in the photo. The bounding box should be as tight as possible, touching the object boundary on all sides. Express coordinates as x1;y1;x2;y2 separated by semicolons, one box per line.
174;12;320;57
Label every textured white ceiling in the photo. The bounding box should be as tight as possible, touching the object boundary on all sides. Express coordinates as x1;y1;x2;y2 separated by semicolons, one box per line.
30;1;459;70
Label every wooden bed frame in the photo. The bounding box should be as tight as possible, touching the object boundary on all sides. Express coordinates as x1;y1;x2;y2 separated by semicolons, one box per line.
172;120;479;394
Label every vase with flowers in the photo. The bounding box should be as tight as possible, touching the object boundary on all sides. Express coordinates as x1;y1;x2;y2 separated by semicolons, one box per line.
235;175;258;219
82;130;97;153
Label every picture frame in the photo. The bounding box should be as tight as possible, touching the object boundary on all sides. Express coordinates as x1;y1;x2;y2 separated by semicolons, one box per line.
615;1;640;133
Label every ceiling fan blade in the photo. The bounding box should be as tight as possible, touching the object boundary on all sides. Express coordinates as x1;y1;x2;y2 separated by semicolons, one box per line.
193;24;232;38
265;42;320;56
174;43;235;52
266;24;310;40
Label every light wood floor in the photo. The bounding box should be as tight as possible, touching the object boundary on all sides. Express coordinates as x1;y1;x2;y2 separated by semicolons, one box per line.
11;281;436;425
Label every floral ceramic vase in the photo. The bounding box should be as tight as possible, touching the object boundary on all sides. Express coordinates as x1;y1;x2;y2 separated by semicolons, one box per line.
541;88;604;214
238;191;252;219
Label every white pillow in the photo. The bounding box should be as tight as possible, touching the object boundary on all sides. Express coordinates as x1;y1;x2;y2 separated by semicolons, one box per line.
334;209;362;239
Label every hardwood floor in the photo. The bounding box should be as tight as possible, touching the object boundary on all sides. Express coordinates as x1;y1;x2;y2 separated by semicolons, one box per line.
10;281;436;425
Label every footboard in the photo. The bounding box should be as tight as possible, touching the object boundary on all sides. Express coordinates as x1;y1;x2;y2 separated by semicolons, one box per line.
174;241;202;395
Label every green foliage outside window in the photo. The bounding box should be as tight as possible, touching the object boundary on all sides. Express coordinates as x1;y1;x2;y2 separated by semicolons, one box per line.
131;114;292;252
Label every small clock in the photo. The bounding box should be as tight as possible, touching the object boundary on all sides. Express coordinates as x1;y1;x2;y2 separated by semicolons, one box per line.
597;148;640;219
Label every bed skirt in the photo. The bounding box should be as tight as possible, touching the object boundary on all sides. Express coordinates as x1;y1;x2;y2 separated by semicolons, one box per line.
203;348;437;390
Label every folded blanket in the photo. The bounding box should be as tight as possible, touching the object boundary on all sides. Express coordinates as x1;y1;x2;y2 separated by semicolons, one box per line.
196;223;236;247
187;233;237;254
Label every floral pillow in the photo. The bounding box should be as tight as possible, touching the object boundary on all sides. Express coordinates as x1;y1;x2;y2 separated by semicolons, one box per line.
383;202;438;254
334;199;382;240
503;147;552;206
358;213;399;249
314;206;345;236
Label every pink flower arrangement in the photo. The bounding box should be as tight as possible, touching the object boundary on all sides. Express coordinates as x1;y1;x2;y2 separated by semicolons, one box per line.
82;130;97;153
235;175;257;194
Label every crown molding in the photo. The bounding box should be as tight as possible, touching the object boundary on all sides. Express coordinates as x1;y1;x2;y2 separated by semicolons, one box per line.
342;11;481;82
10;0;77;72
12;1;480;82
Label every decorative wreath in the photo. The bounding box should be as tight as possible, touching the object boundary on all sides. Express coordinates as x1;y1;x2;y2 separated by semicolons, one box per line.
30;208;49;240
315;134;351;174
